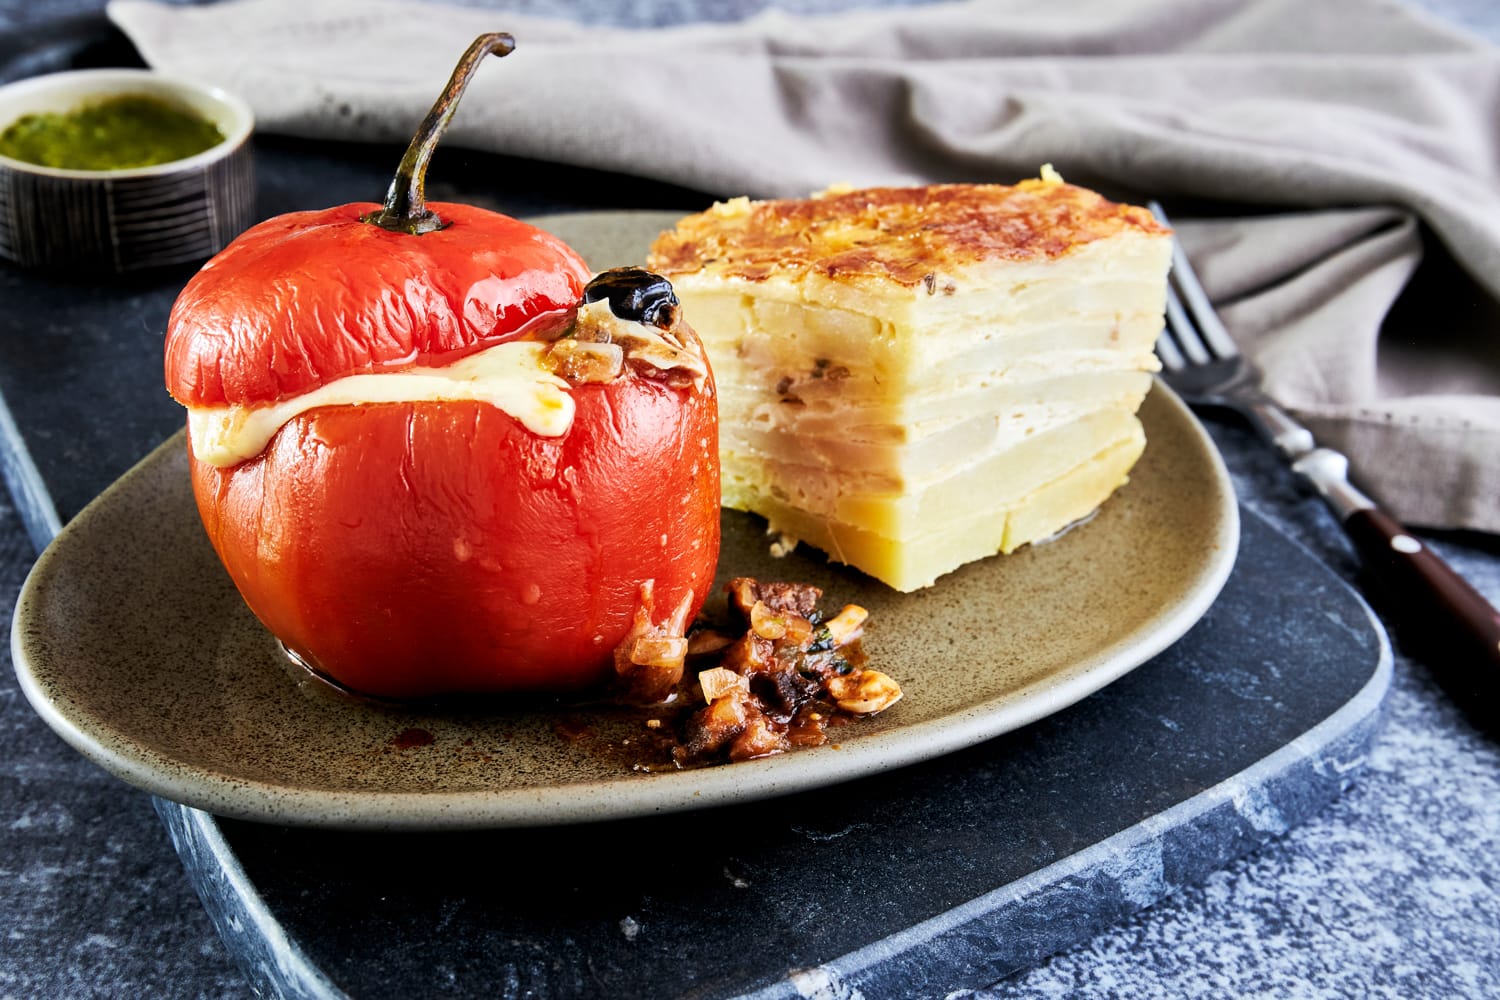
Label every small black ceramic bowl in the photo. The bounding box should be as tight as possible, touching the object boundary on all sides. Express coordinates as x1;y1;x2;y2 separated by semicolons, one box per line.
0;68;255;273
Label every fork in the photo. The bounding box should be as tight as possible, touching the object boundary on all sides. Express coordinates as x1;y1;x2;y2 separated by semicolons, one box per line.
1151;202;1500;673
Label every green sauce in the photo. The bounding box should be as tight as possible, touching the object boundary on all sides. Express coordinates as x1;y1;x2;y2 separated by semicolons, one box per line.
0;94;226;171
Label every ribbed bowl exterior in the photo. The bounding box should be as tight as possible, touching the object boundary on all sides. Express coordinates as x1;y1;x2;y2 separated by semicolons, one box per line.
0;136;255;272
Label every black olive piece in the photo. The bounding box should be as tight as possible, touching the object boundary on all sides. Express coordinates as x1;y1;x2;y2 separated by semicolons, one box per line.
583;266;680;329
751;669;820;717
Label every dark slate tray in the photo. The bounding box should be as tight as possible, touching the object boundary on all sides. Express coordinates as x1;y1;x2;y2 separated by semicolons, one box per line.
141;506;1387;999
3;134;1391;1000
0;130;1390;1000
0;177;1393;995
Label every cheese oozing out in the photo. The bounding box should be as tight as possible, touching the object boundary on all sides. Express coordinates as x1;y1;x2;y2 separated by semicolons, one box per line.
187;340;573;467
185;298;709;468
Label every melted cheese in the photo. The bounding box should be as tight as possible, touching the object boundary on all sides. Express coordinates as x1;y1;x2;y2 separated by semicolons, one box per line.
187;340;572;467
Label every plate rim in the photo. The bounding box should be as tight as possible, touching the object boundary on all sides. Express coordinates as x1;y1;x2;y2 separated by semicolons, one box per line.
12;377;1238;831
12;204;1240;830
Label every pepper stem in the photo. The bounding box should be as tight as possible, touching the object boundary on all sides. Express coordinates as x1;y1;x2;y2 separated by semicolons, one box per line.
362;32;515;235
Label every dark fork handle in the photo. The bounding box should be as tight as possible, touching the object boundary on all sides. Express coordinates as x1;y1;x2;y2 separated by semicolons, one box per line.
1344;507;1500;667
1294;449;1500;670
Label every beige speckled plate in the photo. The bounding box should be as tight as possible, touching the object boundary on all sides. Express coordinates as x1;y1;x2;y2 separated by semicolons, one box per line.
11;211;1237;830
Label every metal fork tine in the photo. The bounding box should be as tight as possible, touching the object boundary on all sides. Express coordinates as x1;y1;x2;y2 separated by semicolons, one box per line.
1162;284;1209;367
1168;266;1238;360
1155;308;1187;371
1149;201;1241;361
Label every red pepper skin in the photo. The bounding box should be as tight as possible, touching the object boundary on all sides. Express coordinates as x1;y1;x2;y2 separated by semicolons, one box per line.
164;36;723;700
188;373;720;699
168;200;720;698
165;202;590;408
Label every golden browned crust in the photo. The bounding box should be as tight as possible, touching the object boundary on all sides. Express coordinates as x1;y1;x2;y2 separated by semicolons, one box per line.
647;180;1167;289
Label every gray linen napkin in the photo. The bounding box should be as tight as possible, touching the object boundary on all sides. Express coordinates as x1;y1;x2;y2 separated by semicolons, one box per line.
109;0;1500;532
